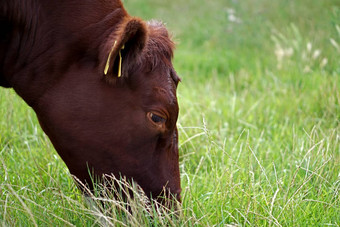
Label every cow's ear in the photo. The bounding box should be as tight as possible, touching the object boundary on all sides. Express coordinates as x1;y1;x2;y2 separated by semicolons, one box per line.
102;17;148;79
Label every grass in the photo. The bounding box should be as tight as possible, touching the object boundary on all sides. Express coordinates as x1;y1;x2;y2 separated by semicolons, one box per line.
1;0;340;225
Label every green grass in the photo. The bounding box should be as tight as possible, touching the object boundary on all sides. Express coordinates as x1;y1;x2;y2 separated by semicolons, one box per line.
1;0;340;225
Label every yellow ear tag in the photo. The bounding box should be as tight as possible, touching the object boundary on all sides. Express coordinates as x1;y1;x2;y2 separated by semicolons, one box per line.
104;41;117;75
117;44;124;78
104;41;125;77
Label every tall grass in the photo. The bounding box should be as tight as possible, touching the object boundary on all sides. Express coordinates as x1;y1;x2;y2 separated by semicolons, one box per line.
1;0;339;225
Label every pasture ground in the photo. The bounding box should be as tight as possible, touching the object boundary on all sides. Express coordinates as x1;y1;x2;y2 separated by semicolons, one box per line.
1;0;339;225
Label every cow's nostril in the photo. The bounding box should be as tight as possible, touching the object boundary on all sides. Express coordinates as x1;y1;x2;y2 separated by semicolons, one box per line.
173;189;182;199
175;189;182;195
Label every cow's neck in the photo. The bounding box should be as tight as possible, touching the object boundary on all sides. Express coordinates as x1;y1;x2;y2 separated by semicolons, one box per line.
1;0;40;88
1;0;126;107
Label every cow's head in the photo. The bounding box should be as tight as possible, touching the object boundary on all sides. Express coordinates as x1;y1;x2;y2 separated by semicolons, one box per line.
35;17;181;202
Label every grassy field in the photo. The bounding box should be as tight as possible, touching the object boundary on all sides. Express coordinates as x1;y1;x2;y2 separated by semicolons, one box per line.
1;0;339;226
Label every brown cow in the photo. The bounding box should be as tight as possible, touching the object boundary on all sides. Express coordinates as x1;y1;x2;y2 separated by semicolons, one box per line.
0;0;181;204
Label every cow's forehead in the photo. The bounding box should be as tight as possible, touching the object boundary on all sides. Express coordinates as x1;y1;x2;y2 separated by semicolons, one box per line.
154;77;177;106
138;66;178;108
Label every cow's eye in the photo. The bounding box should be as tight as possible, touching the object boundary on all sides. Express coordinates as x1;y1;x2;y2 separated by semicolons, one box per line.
150;113;166;123
148;112;166;125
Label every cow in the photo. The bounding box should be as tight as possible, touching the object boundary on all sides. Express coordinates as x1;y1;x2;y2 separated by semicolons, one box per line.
0;0;181;205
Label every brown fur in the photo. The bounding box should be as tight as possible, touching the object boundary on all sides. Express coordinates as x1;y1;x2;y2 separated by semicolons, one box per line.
1;0;181;204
